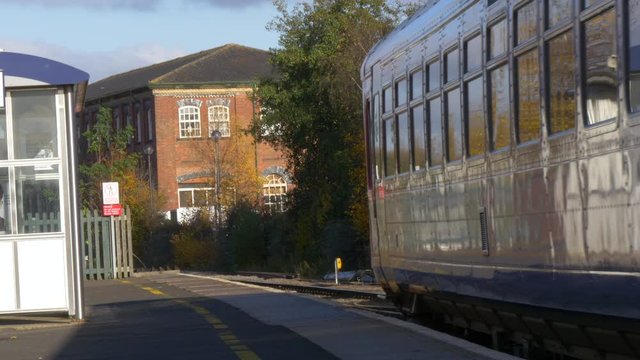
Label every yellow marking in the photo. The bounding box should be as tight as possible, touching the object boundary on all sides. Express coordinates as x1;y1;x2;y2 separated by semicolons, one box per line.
140;286;165;296
120;279;261;359
231;345;250;351
235;350;261;360
204;314;223;325
192;306;210;315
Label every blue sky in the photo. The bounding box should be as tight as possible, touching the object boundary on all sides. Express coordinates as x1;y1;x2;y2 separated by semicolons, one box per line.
0;0;283;82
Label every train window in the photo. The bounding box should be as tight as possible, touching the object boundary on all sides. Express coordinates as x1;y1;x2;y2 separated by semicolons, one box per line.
383;86;392;114
428;98;443;167
465;77;485;157
465;35;482;73
516;49;541;142
396;78;407;108
411;105;426;170
547;31;576;133
445;48;460;83
410;70;423;100
630;0;640;113
446;88;462;161
384;118;396;176
547;0;572;29
397;112;410;174
427;60;440;92
489;19;507;59
490;65;511;149
584;8;618;125
516;1;537;45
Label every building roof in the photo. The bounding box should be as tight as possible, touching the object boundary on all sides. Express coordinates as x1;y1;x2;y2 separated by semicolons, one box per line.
86;44;274;101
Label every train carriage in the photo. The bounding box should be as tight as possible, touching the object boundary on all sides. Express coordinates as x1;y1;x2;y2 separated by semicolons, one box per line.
361;0;640;358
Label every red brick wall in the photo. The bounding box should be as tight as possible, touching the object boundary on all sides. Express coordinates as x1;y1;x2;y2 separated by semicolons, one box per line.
153;88;288;211
82;87;289;212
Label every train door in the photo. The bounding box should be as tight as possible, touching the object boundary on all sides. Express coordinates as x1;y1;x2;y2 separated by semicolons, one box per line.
366;89;389;282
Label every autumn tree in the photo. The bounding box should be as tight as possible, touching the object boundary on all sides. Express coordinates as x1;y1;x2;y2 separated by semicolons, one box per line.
252;0;411;274
80;106;164;266
80;106;140;208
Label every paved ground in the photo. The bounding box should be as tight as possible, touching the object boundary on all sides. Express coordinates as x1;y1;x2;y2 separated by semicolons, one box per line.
0;272;520;360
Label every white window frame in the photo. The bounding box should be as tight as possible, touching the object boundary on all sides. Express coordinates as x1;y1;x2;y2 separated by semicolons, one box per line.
208;105;230;137
263;174;287;212
178;187;214;208
179;106;201;138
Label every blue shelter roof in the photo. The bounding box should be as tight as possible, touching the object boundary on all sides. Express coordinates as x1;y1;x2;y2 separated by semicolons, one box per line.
0;51;89;86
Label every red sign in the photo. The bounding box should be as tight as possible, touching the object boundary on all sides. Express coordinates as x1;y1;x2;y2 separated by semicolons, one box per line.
103;204;123;216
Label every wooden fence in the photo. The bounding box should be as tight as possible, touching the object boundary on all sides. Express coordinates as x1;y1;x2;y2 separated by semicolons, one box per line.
24;212;61;233
81;207;134;280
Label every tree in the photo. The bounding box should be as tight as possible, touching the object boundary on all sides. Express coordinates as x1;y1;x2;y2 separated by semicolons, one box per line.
80;106;164;266
252;0;410;273
80;106;140;209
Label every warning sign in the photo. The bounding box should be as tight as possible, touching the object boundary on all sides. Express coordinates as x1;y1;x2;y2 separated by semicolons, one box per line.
102;182;120;205
102;204;123;217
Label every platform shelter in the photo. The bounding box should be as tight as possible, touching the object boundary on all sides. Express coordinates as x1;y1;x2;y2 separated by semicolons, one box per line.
0;52;88;318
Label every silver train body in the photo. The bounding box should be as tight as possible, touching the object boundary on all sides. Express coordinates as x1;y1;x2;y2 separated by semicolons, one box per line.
362;0;640;357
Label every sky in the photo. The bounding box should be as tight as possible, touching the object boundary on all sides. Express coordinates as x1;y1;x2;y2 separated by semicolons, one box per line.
0;0;284;82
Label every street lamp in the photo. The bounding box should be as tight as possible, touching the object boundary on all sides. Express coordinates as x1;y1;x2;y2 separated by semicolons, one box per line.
210;130;222;230
142;143;155;270
143;143;154;190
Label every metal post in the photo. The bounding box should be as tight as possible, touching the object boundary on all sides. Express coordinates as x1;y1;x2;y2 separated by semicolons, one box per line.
143;144;154;268
110;215;117;279
143;143;154;190
211;130;222;230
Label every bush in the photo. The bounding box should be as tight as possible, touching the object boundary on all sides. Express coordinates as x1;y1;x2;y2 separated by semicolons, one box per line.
171;208;220;270
226;202;266;270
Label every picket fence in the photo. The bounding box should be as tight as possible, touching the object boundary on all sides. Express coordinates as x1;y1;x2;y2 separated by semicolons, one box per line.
81;207;134;280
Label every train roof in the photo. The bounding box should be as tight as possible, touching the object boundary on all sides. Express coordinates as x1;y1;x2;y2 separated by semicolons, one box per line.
361;0;467;75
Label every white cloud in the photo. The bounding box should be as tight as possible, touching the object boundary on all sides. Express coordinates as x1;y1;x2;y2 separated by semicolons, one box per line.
0;39;187;82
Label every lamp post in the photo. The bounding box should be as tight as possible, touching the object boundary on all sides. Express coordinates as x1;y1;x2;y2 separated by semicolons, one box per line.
143;143;154;190
142;143;154;269
210;130;222;231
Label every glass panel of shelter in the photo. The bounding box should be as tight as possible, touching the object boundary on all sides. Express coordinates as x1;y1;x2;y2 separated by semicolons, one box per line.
0;89;63;235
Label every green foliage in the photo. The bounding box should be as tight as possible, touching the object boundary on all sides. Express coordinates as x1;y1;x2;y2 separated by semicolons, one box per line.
80;106;140;209
171;209;219;270
80;105;166;269
226;202;267;270
252;0;407;271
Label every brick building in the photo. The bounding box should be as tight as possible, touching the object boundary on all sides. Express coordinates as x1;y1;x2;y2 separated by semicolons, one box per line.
83;44;289;219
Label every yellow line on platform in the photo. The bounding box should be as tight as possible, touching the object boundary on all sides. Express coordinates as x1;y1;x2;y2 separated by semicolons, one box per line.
122;280;262;360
